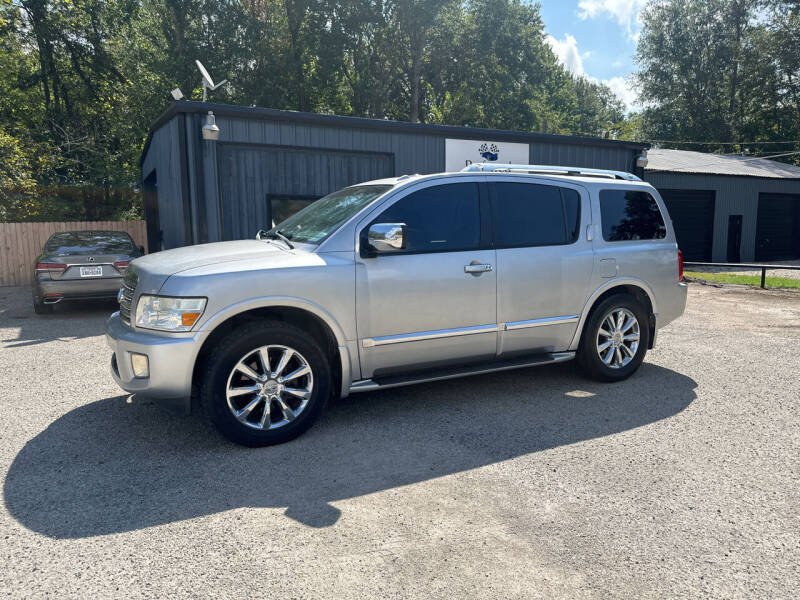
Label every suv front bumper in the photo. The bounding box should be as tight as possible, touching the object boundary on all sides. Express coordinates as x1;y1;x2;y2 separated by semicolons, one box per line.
105;312;205;413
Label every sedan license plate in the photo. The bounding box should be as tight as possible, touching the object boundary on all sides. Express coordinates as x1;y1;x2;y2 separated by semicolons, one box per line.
80;266;103;278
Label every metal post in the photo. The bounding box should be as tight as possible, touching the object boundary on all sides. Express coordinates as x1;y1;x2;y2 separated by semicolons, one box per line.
761;268;766;289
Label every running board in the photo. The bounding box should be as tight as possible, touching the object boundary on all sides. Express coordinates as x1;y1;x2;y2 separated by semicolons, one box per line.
349;351;575;393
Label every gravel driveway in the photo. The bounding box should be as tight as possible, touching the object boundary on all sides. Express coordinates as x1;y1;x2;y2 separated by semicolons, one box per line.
0;284;798;599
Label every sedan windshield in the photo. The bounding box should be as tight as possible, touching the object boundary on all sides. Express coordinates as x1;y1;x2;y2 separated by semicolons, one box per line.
44;231;137;256
269;185;392;245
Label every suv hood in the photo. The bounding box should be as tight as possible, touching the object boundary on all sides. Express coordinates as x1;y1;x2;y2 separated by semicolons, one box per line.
130;240;309;293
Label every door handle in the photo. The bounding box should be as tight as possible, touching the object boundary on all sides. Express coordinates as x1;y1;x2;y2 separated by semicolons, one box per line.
464;263;493;273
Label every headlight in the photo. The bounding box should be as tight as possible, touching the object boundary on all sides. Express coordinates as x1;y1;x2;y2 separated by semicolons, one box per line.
135;295;207;331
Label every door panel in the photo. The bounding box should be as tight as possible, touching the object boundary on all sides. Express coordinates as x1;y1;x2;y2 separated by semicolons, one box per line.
489;181;594;355
497;245;594;354
355;179;497;379
727;215;742;263
356;250;497;378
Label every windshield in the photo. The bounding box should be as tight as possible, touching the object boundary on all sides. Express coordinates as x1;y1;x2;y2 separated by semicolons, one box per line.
270;185;393;244
44;231;137;256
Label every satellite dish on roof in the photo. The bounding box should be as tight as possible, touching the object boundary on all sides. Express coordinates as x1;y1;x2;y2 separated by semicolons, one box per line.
195;60;227;102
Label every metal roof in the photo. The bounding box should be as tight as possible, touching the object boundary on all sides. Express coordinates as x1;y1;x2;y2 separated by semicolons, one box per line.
645;148;800;179
141;100;647;166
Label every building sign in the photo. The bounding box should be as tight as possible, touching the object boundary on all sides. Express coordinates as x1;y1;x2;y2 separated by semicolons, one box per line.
445;138;530;172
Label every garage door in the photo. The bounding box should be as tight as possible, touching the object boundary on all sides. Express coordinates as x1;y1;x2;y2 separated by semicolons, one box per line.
659;189;716;262
218;145;394;241
756;193;800;261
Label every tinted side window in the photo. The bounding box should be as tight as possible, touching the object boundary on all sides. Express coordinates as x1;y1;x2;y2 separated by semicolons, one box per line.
374;183;480;253
490;182;580;247
600;190;666;242
564;188;581;242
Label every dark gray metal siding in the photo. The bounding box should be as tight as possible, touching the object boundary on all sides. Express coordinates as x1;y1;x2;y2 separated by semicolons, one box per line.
217;144;393;240
219;115;443;175
140;107;643;247
645;171;800;262
530;143;636;172
140;119;185;250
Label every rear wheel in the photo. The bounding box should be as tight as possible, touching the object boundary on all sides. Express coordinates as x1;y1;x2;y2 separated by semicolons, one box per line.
33;301;53;315
199;321;331;446
577;293;649;382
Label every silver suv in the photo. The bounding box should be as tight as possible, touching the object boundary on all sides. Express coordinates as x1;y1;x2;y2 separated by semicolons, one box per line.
106;164;687;446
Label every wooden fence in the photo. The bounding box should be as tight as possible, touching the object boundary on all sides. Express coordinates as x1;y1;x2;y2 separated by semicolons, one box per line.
0;221;148;287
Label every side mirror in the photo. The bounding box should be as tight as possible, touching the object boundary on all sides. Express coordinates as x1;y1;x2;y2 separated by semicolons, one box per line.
362;223;407;257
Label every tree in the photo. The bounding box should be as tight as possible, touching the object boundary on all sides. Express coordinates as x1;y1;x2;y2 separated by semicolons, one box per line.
0;0;638;222
634;0;798;160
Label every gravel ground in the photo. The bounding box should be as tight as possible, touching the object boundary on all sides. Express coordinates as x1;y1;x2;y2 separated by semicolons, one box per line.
0;284;798;599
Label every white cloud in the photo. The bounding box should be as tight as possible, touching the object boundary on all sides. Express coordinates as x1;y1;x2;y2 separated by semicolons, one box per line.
545;34;584;76
577;0;646;39
602;76;638;112
546;31;639;112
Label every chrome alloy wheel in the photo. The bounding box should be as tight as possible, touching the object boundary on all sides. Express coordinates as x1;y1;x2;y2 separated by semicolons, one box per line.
596;308;640;369
225;345;314;430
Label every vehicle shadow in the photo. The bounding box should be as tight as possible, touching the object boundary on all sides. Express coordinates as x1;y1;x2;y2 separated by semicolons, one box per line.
0;286;116;349
3;362;696;538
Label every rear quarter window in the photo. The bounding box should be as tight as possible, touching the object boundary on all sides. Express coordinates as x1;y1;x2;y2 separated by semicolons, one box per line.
599;190;666;242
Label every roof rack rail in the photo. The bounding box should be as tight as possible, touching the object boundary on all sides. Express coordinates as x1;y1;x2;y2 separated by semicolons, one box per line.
461;162;642;181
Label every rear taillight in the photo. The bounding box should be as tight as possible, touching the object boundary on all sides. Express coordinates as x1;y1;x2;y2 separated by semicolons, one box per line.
678;249;684;281
36;262;67;273
113;260;130;270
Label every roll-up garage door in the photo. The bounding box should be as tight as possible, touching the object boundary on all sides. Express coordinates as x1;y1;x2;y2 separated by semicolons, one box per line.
755;193;800;261
218;145;394;241
659;189;716;261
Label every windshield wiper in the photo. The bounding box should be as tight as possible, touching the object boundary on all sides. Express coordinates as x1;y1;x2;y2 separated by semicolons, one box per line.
256;229;294;250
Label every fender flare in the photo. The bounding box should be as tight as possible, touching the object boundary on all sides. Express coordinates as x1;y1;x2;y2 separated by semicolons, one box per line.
196;296;353;397
568;278;658;351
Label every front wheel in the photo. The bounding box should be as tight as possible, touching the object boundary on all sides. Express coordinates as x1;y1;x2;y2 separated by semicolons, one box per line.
199;321;331;446
577;294;650;382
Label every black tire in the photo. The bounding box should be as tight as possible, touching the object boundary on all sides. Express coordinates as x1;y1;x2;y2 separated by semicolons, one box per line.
577;293;650;382
33;301;53;315
199;320;331;446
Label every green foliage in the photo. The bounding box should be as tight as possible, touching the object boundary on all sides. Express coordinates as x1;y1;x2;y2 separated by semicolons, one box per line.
635;0;800;161
684;271;800;289
0;0;641;223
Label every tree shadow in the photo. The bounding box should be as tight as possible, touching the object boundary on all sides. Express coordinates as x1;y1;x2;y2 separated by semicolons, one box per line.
3;362;696;538
0;286;115;348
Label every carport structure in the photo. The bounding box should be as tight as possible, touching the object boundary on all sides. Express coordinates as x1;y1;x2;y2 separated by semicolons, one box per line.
644;149;800;262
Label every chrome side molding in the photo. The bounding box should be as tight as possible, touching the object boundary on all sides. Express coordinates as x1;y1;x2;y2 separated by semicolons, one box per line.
505;315;579;331
361;323;498;348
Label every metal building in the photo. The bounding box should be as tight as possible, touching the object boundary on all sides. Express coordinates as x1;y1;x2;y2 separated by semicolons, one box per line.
644;149;800;262
140;100;648;251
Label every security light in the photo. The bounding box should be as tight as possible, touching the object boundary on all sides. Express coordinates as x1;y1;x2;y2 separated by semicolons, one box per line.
171;87;184;101
202;111;220;141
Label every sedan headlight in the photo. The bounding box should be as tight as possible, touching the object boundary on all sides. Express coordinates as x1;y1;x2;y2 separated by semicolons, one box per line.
135;295;207;331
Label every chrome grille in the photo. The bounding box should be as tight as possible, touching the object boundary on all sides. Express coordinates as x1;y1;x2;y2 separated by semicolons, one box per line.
119;270;138;326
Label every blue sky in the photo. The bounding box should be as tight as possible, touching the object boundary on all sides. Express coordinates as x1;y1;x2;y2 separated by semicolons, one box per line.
539;0;646;111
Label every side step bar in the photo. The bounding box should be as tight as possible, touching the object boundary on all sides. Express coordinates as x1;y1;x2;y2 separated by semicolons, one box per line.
349;351;575;393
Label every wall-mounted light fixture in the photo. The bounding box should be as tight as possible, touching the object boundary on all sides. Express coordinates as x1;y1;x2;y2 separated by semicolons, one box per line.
636;149;648;168
202;111;220;141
